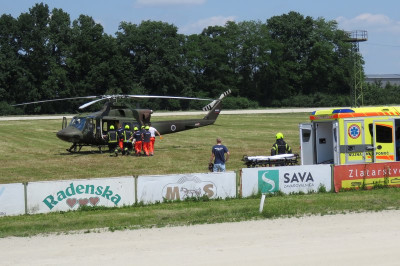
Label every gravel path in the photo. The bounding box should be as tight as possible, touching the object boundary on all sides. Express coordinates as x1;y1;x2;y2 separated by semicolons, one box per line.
1;210;399;266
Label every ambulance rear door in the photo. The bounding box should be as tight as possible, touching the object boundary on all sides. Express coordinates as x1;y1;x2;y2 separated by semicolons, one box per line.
344;120;366;164
372;120;395;163
299;123;315;165
333;121;340;164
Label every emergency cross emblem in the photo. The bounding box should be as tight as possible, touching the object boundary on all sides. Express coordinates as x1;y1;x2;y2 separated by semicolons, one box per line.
348;124;361;139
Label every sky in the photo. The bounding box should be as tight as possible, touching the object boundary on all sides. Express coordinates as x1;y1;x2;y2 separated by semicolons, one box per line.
2;0;400;74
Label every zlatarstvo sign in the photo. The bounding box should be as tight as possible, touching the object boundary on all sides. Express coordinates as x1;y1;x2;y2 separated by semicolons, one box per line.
0;183;25;216
26;177;135;214
241;165;332;197
137;172;236;204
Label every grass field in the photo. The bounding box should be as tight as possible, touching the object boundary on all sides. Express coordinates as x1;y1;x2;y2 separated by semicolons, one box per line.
1;111;400;238
0;112;308;183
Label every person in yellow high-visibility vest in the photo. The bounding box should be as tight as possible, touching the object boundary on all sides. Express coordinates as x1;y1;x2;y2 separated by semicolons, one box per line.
103;125;119;157
271;132;292;155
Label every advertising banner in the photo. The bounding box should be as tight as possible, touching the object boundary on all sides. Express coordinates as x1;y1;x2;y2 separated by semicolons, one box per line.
333;162;400;192
26;176;135;214
241;165;332;197
137;172;236;204
0;183;25;216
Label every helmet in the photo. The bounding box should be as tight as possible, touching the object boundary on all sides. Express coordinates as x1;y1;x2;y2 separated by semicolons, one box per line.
276;132;284;139
145;126;150;130
125;125;130;129
141;125;145;129
134;127;138;131
109;125;115;130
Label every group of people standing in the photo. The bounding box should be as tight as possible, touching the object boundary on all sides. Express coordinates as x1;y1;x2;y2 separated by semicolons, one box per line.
104;123;162;157
105;123;291;171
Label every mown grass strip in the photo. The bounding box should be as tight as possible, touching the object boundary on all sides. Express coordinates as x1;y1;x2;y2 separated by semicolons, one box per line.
1;188;399;238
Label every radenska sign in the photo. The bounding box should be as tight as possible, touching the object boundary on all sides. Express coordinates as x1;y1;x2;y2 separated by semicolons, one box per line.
42;182;121;209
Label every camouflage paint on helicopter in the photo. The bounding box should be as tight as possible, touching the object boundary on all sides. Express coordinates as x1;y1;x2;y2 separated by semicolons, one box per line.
54;90;231;152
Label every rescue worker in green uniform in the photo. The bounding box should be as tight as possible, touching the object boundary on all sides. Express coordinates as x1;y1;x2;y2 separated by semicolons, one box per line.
271;132;292;155
122;125;133;155
104;125;119;157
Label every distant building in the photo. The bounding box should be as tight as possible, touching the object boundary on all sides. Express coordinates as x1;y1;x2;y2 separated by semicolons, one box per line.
365;74;400;86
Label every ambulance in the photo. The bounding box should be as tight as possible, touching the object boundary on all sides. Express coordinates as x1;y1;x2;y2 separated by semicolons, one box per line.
299;107;400;165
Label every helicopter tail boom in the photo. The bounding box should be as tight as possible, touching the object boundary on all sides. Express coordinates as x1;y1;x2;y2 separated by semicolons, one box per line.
202;90;231;122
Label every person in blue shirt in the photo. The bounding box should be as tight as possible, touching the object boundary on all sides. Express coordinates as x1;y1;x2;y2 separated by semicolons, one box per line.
209;138;230;172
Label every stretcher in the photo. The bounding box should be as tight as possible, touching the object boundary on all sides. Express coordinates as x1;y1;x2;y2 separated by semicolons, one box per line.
242;153;299;167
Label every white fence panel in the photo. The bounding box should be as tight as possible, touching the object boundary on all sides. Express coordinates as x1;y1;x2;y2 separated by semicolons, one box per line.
0;183;25;216
26;176;135;214
137;172;236;204
242;165;332;197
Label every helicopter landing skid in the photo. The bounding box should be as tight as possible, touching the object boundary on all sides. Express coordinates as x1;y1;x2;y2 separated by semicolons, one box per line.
66;143;83;153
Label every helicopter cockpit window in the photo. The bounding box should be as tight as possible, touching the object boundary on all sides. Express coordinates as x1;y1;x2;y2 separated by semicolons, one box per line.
70;117;86;131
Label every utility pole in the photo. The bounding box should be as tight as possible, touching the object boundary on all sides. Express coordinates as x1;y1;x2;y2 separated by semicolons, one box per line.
344;30;368;107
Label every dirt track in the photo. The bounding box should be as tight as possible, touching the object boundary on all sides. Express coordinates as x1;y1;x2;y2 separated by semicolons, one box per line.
1;210;399;266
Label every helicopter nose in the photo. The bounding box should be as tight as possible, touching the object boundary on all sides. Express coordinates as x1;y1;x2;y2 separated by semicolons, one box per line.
56;127;83;142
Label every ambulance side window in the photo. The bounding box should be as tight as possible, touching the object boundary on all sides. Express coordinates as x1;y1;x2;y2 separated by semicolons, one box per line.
302;130;311;142
369;123;392;143
376;125;392;143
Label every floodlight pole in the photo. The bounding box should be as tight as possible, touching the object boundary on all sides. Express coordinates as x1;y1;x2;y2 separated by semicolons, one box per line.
344;30;368;107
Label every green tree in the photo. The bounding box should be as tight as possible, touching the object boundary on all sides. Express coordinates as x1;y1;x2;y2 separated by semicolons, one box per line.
68;14;130;109
117;20;194;110
16;3;53;112
197;25;237;97
265;11;354;106
0;14;20;103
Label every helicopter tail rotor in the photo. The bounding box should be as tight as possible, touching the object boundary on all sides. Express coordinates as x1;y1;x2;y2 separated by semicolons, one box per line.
202;89;231;111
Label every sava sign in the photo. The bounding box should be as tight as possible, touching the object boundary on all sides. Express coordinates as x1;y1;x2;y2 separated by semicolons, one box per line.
26;177;135;214
241;165;332;197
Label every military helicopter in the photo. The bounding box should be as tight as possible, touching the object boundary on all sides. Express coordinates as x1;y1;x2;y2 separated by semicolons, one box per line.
14;90;231;152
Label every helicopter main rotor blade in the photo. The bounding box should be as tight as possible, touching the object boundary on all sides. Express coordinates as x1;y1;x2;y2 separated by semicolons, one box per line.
78;97;110;109
13;93;216;110
12;96;98;107
126;95;213;101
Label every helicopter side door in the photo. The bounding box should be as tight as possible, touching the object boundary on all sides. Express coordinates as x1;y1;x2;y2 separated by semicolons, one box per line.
95;118;103;140
81;118;96;143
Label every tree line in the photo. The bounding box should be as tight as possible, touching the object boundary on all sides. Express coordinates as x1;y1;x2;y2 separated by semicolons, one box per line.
0;3;373;114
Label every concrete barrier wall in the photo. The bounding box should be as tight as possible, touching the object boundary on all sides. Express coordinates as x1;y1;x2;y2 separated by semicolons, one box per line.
0;183;26;216
0;172;237;216
9;161;400;216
